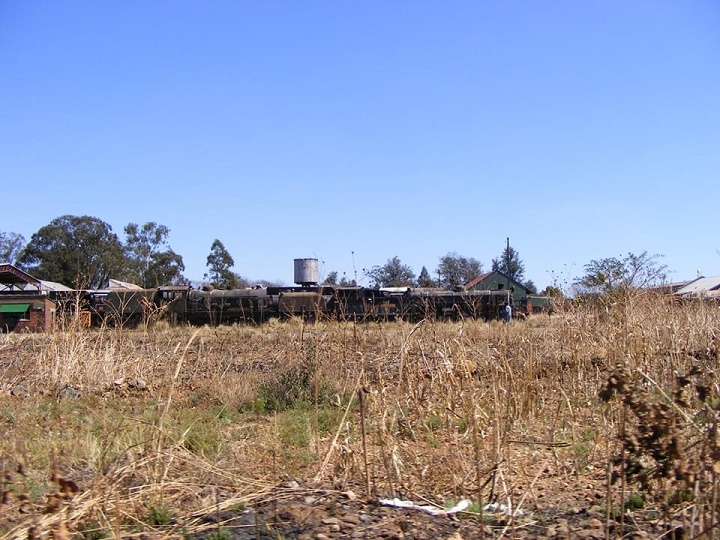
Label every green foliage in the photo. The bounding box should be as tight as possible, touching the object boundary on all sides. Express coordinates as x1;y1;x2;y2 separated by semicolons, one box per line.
491;244;525;282
206;530;232;540
365;256;416;287
324;270;338;285
244;404;329;464
277;409;312;448
625;492;645;510
417;266;436;287
26;477;50;502
425;413;442;431
436;252;482;289
251;357;334;414
574;251;667;295
123;222;185;287
339;275;356;286
0;230;25;264
205;239;240;289
145;501;174;526
315;406;344;434
323;271;356;286
454;417;469;433
182;422;222;457
18;215;124;288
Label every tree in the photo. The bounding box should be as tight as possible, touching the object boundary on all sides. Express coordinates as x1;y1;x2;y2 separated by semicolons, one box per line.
324;271;338;285
365;256;416;288
492;244;525;282
232;273;251;288
541;285;564;298
574;251;667;295
144;249;186;286
0;231;25;264
18;215;124;288
122;222;185;287
324;270;355;286
417;266;436;288
339;275;356;287
436;252;483;289
523;279;538;294
205;239;238;288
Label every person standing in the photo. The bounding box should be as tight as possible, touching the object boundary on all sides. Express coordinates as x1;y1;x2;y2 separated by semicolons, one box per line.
504;301;512;323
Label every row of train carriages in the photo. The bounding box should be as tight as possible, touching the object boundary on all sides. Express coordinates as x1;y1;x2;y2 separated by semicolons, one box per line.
1;259;545;332
97;259;522;326
97;283;515;326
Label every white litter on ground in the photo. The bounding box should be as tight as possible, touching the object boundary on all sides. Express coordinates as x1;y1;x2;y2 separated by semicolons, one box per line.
483;502;525;517
379;498;472;516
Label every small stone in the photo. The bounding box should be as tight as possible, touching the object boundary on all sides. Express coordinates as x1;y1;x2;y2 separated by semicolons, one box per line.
330;524;341;532
315;534;331;540
239;509;256;525
344;490;358;501
322;517;341;526
58;386;81;400
11;385;28;397
129;378;147;390
588;517;603;528
285;480;300;489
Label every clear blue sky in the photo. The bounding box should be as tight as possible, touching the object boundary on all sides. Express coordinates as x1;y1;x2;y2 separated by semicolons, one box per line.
2;1;719;289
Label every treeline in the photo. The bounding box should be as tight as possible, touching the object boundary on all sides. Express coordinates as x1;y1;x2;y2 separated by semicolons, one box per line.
0;215;241;290
349;247;537;293
0;215;538;293
0;215;668;296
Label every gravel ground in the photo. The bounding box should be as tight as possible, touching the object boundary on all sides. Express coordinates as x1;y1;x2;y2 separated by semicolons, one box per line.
189;481;686;540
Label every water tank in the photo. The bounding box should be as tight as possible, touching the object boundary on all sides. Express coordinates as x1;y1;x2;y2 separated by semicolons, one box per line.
294;258;319;286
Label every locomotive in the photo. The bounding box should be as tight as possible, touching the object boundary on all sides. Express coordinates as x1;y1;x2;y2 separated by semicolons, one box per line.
91;259;517;326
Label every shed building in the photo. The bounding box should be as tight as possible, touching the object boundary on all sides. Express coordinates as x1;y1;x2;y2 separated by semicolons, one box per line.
463;271;530;316
0;263;70;332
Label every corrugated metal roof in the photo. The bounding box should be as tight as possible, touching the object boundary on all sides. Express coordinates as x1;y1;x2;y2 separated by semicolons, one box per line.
675;276;720;296
463;272;492;291
39;280;73;292
0;263;41;288
108;279;142;290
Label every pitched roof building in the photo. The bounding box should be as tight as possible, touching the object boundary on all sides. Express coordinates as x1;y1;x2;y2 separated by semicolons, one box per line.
674;276;720;298
463;270;529;305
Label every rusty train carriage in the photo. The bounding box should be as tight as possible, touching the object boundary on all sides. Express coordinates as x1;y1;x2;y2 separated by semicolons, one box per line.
99;285;517;327
1;260;528;331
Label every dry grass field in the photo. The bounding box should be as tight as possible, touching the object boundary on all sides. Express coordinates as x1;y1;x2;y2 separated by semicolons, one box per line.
1;293;719;539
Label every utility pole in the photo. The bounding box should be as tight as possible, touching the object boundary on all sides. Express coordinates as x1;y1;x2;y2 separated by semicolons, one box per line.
352;251;357;285
506;237;511;306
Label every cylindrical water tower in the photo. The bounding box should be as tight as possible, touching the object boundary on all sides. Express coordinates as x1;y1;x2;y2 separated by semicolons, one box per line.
294;258;319;286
